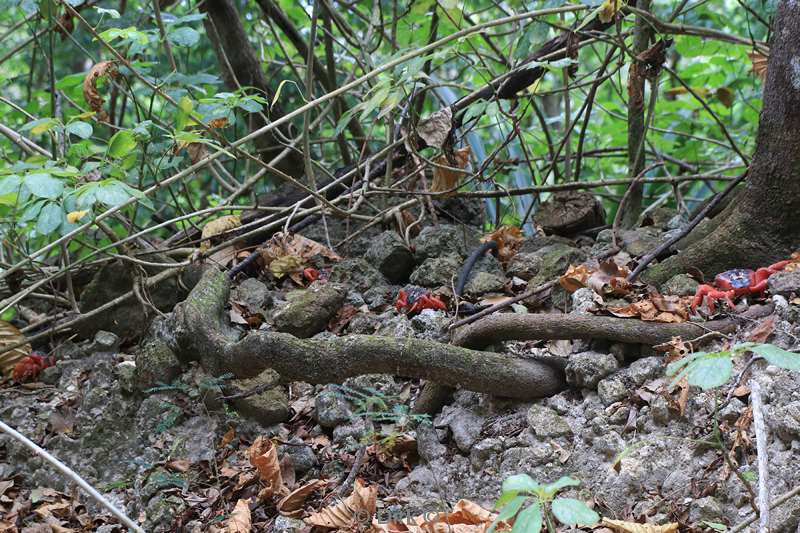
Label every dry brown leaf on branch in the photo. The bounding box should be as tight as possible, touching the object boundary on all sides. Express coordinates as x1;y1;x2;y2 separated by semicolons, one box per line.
305;479;376;529
601;518;679;533
277;479;327;517
258;232;340;281
0;321;32;377
431;146;471;194
83;61;118;122
225;499;252;533
416;107;453;149
482;225;524;264
200;215;242;252
748;50;768;80
598;0;621;22
653;337;691;363
587;261;632;296
248;436;286;501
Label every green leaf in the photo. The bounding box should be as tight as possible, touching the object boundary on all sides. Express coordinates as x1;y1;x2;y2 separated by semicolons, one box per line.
488;496;526;533
686;353;733;390
25;173;63;199
94;6;120;17
540;477;581;498
751;344;800;371
701;521;728;532
66;121;93;139
0;192;17;205
23;118;59;135
502;474;540;494
176;96;194;132
36;202;63;235
95;180;133;206
512;502;542;533
665;351;707;376
168;26;200;47
236;97;263;113
108;130;138;159
550;498;599;527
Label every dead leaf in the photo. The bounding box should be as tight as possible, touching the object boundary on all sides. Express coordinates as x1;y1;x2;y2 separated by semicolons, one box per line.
431;146;471;194
225;498;252;533
416;107;453;149
601;518;679;533
715;87;735;108
82;61;118;121
0;321;32;377
560;264;593;293
587;261;632;296
653;337;691;363
248;436;285;500
329;304;360;334
746;315;775;343
748;50;768;81
221;427;236;448
209;117;229;129
200;215;242;252
66;210;88;223
166;459;191;473
277;479;327;516
482;225;524;264
305;478;376;529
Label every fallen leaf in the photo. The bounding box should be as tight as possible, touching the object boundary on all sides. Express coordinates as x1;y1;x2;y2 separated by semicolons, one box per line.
601;518;679;533
200;215;242;252
746;315;775;343
653;337;691;363
560;264;593;293
277;479;327;516
0;321;32;377
305;478;377;529
220;427;236;447
248;436;285;500
482;225;524;264
166;459;191;473
416;107;453;149
225;498;252;533
83;61;118;121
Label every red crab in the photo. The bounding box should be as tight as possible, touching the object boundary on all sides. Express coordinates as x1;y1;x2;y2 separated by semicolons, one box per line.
11;353;54;383
691;259;791;313
395;287;447;315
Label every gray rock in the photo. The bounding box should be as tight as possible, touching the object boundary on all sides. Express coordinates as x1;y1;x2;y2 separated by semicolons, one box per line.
274;516;307;533
273;284;345;338
438;406;484;453
279;439;318;474
769;271;800;297
527;405;572;438
628;357;665;384
470;438;502;470
40;365;62;385
662;274;700;296
413;224;480;262
650;395;671;425
571;288;597;315
314;387;353;429
499;444;552;474
332;417;369;444
232;278;273;310
462;254;506;297
410;254;462;287
365;231;416;283
718;398;746;423
410;309;451;341
597;375;631;405
688;496;724;524
229;373;289;426
507;252;543;281
416;422;447;463
565;351;620;389
618;227;661;257
530;244;588;287
91;331;121;353
135;340;182;390
114;361;137;394
329;258;387;294
771;400;800;442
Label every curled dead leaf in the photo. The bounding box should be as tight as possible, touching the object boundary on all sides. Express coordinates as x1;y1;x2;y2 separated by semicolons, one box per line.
200;215;242;252
482;225;524;264
416;107;453;149
248;436;285;500
83;61;118;122
0;321;32;377
277;479;327;516
560;264;593;293
305;479;376;529
225;498;252;533
431;146;471;194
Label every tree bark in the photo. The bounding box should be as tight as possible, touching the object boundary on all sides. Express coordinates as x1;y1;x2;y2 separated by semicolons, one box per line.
201;0;305;178
645;0;800;284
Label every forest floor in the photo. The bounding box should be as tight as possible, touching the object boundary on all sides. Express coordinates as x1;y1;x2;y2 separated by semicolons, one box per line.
3;200;800;532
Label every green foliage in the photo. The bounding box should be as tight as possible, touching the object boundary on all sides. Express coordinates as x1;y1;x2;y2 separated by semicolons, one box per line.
489;474;599;533
667;343;800;391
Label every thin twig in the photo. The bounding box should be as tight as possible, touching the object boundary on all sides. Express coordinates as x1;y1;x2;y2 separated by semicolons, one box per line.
749;379;771;533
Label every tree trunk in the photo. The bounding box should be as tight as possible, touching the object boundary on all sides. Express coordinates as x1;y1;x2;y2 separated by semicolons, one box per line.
644;0;800;284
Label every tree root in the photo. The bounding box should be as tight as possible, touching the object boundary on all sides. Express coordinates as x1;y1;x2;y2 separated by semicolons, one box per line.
172;268;773;406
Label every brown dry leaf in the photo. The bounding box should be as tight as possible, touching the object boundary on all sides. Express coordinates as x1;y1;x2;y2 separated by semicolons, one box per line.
221;427;236;448
186;143;208;164
478;295;515;307
83;61;118;121
305;478;377;528
0;321;32;377
748;50;768;81
166;459;191;473
663;86;710;99
269;255;303;279
431;146;471;194
277;479;327;516
248;436;285;500
587;261;632;296
329;305;360;334
747;315;776;342
560;264;593;293
225;499;252;533
715;87;735;108
601;518;679;533
482;225;524;264
416;499;499;533
653;337;691;364
200;215;242;252
259;232;340;280
209;117;229;129
416;108;453;149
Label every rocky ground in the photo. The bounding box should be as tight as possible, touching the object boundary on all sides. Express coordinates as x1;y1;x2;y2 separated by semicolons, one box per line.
3;202;800;532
